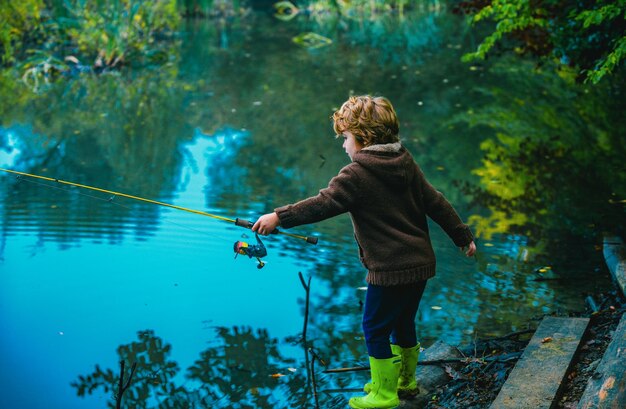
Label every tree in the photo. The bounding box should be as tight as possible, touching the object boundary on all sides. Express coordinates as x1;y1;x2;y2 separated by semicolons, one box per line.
0;0;45;64
458;0;626;83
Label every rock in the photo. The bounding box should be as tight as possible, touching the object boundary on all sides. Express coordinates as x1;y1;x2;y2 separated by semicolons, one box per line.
399;340;463;408
603;236;626;297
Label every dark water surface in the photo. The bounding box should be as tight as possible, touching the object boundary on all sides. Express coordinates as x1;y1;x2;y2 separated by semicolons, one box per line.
0;10;614;409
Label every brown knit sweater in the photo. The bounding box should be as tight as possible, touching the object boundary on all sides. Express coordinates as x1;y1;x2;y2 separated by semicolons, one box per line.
275;143;474;286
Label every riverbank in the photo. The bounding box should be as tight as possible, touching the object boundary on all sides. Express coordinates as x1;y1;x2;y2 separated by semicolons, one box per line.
420;239;626;409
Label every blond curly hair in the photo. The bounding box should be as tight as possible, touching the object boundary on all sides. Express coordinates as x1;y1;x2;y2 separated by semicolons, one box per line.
332;95;400;147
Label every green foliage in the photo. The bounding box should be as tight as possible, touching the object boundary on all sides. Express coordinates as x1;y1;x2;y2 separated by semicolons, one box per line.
461;0;549;60
273;0;430;19
452;58;626;240
586;36;626;84
179;0;245;17
63;0;180;67
461;0;626;83
0;0;46;64
0;0;180;75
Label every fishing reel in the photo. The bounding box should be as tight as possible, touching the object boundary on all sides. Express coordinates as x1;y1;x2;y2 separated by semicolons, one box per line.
234;233;268;269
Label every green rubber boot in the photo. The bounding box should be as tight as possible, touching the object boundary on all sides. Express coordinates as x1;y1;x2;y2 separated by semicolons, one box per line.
349;356;401;409
397;343;420;397
363;344;402;393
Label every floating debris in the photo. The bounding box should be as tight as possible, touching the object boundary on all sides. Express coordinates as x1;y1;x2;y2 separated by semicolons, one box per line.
292;32;332;49
274;1;300;21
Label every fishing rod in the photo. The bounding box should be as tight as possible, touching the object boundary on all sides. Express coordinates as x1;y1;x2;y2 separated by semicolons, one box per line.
0;167;319;247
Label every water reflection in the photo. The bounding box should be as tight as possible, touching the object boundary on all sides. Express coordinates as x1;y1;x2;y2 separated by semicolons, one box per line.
452;59;626;243
0;8;621;409
72;327;335;408
0;128;23;167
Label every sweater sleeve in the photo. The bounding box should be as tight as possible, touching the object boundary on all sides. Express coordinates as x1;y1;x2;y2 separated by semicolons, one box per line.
417;166;474;247
275;165;360;229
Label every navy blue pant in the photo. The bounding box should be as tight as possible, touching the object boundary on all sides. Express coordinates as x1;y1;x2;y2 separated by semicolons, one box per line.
362;281;427;359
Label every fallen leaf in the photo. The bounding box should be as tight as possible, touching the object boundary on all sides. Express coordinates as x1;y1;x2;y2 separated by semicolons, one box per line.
599;376;615;400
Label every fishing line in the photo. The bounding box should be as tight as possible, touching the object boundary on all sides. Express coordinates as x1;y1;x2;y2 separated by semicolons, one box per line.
0;167;318;245
12;174;234;243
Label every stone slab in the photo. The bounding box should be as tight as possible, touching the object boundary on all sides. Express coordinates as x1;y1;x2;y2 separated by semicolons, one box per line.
577;313;626;409
399;340;462;408
489;316;590;409
603;236;626;298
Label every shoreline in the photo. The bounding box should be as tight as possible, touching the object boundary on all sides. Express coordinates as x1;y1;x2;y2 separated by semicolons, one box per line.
416;237;626;408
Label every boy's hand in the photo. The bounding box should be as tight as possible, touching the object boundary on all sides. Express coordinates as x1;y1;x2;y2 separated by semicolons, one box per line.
252;212;280;235
462;241;476;257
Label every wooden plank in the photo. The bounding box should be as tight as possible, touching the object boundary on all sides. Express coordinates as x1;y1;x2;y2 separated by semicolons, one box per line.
489;316;590;409
603;236;626;297
577;314;626;409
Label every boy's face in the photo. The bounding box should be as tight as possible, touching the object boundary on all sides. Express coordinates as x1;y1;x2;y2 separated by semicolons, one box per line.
341;131;363;161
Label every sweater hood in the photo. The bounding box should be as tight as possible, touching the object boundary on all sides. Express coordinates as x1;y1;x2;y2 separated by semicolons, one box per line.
353;142;415;188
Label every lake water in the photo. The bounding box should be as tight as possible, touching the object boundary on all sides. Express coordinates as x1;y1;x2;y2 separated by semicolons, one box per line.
0;9;615;409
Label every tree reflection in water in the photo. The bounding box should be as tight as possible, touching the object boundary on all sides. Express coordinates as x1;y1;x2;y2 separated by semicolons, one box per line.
72;327;339;408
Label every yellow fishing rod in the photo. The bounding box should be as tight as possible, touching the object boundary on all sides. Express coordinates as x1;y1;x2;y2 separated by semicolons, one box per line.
0;167;318;245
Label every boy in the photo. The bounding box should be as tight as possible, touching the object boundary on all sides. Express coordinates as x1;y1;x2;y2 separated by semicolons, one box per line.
253;95;476;409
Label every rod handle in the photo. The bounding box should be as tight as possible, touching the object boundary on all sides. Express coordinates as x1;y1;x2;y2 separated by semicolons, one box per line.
235;217;254;229
235;217;318;244
235;218;279;234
